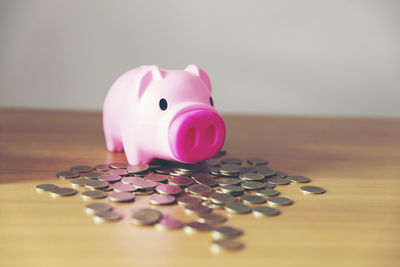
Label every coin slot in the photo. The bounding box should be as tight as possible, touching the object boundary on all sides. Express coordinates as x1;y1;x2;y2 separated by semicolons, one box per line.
205;124;216;145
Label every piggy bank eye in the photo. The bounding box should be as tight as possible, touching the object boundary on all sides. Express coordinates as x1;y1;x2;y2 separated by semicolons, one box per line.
159;98;168;110
209;97;214;107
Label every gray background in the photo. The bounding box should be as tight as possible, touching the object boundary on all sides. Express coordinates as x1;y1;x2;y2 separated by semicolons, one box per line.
0;0;399;117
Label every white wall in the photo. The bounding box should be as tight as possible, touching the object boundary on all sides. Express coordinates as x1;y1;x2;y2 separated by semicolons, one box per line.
0;0;399;117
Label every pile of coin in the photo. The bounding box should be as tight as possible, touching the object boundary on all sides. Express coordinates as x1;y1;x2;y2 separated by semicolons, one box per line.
36;151;326;253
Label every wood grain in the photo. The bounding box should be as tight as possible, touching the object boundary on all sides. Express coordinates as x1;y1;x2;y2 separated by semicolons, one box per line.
0;109;399;267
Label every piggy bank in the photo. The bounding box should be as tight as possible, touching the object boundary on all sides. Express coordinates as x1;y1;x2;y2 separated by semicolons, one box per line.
103;64;226;165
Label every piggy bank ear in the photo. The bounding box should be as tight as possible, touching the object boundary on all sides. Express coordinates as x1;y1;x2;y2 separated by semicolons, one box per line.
136;65;163;99
184;64;212;91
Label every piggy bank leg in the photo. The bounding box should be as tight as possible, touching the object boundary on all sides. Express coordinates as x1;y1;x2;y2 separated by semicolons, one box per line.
104;133;124;152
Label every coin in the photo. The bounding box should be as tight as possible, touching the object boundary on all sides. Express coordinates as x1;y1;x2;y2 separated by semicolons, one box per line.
168;176;194;187
192;174;217;187
206;159;220;167
219;185;244;196
94;164;110;172
240;181;266;190
240;195;266;204
98;174;121;183
131;178;158;190
197;213;227;224
156;184;182;196
81;190;108;200
94;211;123;223
266;177;290;185
247;157;268;165
210;193;235;205
156;215;184;230
275;171;288;178
85;202;114;215
257;168;276;177
127;164;149;173
300;185;326;194
186;184;212;195
70;165;93;173
56;171;79;179
254;188;280;197
112;182;136;192
82;172;103;179
288;176;311;183
70;178;88;188
110;162;128;169
144;174;168;183
219;166;240;176
35;184;58;192
85;180;110;190
108;192;135;202
212;226;243;240
149;194;176;205
218;179;241;186
200;190;215;200
211;239;244;253
131;208;162;225
239;173;265;181
184;222;214;233
252;206;280;217
108;169;129;176
50;187;78;197
184;203;212;215
177;195;202;206
224;202;252;214
221;158;242;165
266;196;293;206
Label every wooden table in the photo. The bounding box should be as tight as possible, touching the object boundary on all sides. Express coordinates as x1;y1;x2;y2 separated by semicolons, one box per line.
1;109;399;267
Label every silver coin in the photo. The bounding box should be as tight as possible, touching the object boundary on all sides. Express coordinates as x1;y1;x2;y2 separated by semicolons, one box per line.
177;195;202;206
149;194;176;205
247;157;268;165
240;194;266;204
274;171;288;178
93;164;110;172
224;202;252;214
184;203;212;215
197;213;227;224
35;184;58;192
50;187;78;197
239;172;265;181
144;174;168;183
110;162;129;169
108;192;135;202
221;158;242;165
210;192;235;205
156;184;182;195
98;174;121;183
168;176;194;187
155;215;184;230
82;172;103;179
254;188;280;197
239;166;258;174
131;178;158;190
192;174;217;187
127;164;150;173
112;182;136;192
300;185;326;194
85;202;113;215
56;171;79;179
70;165;93;173
219;185;244;196
186;184;212;195
266;196;293;206
252;206;280;217
94;211;123;223
70;178;89;188
257;168;277;177
131;208;162;225
266;177;290;185
241;181;266;190
184;222;214;233
288;176;311;183
218;179;241;186
212;226;243;240
81;190;107;200
211;239;244;253
108;169;129;176
85;180;110;190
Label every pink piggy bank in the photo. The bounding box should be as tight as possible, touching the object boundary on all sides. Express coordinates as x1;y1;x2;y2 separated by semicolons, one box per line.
103;64;226;165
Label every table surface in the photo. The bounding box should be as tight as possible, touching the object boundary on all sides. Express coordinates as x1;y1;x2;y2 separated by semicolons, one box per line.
0;109;399;267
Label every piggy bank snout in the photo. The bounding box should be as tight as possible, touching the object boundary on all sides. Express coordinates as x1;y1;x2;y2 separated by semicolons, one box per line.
169;109;226;163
